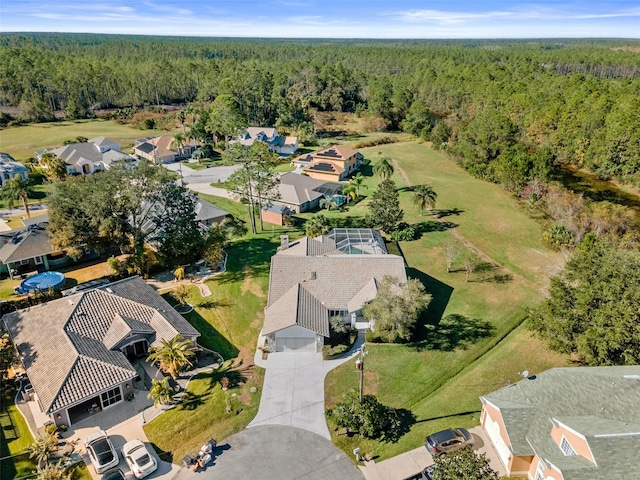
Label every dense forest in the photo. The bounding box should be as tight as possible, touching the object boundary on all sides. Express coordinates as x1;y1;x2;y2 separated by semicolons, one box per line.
1;33;640;188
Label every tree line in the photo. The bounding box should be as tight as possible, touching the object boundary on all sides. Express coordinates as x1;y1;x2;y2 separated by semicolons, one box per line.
2;33;640;186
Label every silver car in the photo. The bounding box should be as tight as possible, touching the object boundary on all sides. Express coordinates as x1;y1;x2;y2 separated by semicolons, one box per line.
122;439;158;479
85;430;119;474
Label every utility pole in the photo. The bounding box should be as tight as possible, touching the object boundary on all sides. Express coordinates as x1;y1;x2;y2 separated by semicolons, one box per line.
355;345;367;403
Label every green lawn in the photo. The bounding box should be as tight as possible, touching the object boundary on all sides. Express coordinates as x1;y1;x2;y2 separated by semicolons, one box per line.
1;386;36;479
144;208;288;463
323;141;569;461
0;119;179;162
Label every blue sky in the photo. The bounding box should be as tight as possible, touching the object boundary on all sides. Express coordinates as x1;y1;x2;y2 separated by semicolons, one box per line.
1;1;639;38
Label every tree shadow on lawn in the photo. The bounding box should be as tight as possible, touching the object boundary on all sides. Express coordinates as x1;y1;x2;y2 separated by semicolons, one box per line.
203;358;252;390
414;220;458;233
406;267;454;341
182;309;239;360
384;408;417;443
471;262;514;284
412;314;494;352
215;237;278;285
434;208;464;219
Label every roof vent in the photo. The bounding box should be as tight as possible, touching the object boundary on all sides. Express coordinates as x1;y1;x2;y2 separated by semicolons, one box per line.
310;271;317;280
67;299;73;305
624;375;640;380
106;287;113;293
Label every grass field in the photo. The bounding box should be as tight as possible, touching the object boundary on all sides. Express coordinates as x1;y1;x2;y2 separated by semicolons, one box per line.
0;119;179;162
0;387;36;479
144;207;295;462
322;141;569;461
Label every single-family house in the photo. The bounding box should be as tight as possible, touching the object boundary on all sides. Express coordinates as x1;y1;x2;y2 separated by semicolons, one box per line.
0;153;29;186
194;198;231;227
133;136;199;164
0;220;70;279
231;127;298;156
480;365;640;479
36;137;135;175
3;276;200;428
292;145;363;182
273;172;342;214
262;228;406;352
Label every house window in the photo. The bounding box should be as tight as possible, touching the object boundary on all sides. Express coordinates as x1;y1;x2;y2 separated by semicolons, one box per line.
34;256;43;265
100;386;122;408
534;465;545;480
560;436;576;456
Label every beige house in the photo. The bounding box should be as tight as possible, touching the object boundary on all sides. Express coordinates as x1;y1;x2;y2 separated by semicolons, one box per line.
263;228;406;352
292;145;363;182
134;135;198;164
36;137;134;175
3;276;200;428
480;366;640;479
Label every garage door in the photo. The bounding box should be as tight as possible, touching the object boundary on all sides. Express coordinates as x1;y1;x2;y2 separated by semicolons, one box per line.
486;418;511;468
275;336;316;352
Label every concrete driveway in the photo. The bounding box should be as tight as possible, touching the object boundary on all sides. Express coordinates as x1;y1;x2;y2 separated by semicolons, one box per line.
248;351;330;438
248;333;365;440
173;425;363;480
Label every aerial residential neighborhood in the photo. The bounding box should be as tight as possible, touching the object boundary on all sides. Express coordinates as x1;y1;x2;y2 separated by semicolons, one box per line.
1;7;640;480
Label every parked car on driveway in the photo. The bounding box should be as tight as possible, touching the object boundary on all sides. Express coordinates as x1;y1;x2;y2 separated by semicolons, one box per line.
85;430;119;474
424;427;474;456
101;468;127;480
123;439;158;479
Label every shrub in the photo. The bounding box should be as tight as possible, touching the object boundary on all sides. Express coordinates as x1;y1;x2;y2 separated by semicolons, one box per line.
390;225;419;241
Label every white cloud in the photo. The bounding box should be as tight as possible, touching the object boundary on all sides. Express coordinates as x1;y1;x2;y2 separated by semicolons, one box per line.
391;6;640;25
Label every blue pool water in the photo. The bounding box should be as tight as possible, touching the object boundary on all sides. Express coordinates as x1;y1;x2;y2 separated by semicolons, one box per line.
19;271;66;293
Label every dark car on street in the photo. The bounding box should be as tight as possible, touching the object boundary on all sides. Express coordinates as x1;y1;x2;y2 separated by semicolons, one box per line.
424;427;474;456
402;464;435;480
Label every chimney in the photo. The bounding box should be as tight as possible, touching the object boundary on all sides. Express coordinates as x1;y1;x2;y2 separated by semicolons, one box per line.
280;235;289;250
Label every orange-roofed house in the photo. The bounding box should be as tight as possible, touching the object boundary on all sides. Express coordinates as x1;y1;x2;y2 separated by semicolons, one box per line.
292;145;363;182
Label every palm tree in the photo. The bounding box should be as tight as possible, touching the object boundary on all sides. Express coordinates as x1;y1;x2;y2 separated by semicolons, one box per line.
304;214;331;238
35;459;73;480
413;184;438;215
350;172;368;199
28;431;59;467
172;133;185;158
373;156;394;181
177;110;187;135
1;176;34;218
146;334;199;379
342;183;357;202
147;377;176;408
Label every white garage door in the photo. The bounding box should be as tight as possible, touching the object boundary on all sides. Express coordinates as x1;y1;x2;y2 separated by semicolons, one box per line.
486;418;511;469
276;336;316;352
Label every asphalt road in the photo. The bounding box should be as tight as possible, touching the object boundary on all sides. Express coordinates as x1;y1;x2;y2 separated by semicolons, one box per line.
172;425;363;480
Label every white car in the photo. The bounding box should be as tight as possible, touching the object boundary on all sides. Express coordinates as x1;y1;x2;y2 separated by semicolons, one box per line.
85;430;119;474
122;439;158;479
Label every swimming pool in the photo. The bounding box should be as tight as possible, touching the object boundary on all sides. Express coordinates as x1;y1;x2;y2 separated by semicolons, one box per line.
19;271;66;293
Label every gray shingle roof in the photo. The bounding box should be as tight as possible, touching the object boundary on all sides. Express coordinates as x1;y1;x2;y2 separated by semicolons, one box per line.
3;276;199;414
0;223;56;264
482;366;640;479
264;229;407;336
194;198;230;224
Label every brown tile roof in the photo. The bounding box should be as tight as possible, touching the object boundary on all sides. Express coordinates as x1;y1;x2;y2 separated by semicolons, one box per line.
262;284;329;336
3;276;199;414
